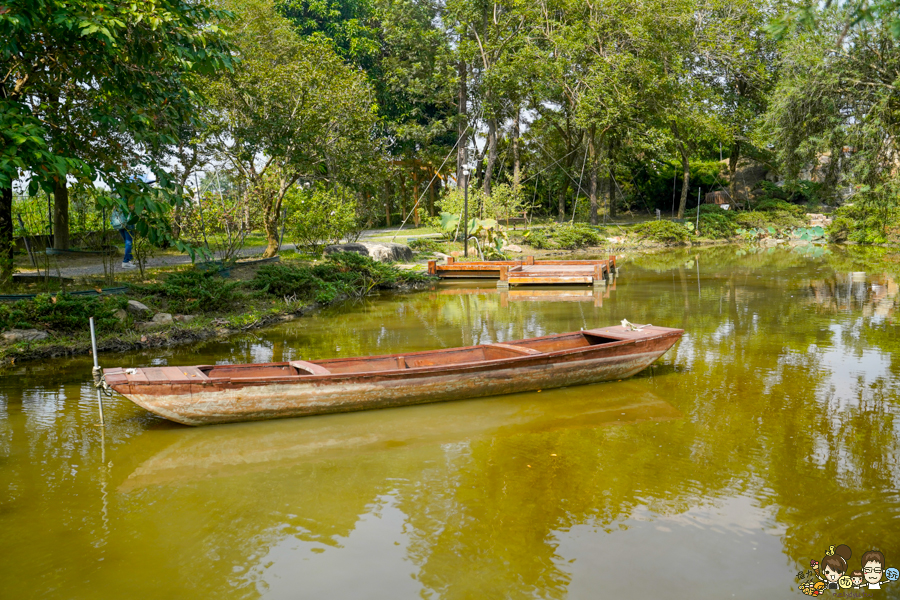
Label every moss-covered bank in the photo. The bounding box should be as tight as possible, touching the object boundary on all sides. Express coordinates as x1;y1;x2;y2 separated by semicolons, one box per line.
0;252;433;368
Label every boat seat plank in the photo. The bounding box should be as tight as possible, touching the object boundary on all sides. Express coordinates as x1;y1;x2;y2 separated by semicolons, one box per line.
289;360;332;375
489;343;541;355
161;366;191;382
179;366;208;380
144;368;169;383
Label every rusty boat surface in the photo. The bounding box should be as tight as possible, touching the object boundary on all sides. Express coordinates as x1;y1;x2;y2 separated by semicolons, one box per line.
104;324;683;426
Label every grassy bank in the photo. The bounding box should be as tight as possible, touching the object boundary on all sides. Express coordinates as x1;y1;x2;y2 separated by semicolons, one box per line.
0;252;432;367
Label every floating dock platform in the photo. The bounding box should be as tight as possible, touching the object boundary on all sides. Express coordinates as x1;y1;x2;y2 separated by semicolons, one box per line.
428;256;617;287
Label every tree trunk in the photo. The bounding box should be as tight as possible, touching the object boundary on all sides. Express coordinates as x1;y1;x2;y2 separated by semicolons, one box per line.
558;182;568;222
588;126;598;226
728;140;740;206
677;141;690;219
384;179;392;226
457;60;468;189
52;179;69;250
412;169;421;226
428;175;436;217
483;117;498;195
0;186;12;285
261;184;287;258
608;139;616;219
512;109;521;192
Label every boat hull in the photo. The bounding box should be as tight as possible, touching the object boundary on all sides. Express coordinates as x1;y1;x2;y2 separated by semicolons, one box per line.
106;326;682;426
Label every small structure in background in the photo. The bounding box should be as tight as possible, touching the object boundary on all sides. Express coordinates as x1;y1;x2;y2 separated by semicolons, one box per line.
704;190;734;210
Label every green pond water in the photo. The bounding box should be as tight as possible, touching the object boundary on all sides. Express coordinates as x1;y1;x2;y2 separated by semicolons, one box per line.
2;245;899;599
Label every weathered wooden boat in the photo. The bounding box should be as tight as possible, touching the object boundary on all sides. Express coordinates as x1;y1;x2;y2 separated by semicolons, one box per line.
104;324;683;426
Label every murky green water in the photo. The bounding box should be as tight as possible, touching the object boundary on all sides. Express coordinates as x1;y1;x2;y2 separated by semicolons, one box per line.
2;245;899;599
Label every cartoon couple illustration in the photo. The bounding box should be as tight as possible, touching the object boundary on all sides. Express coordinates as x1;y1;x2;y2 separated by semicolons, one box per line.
807;545;897;593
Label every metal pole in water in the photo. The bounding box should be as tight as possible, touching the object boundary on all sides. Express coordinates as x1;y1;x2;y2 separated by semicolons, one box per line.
89;317;105;426
695;188;701;232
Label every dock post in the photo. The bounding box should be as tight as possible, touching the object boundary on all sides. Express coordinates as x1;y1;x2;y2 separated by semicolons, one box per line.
526;256;535;265
447;256;455;265
427;260;436;276
497;265;510;289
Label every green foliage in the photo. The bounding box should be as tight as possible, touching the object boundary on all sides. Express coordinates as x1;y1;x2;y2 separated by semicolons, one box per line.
524;228;552;250
283;185;362;255
629;221;692;244
698;212;739;239
407;237;444;253
250;253;427;304
553;223;601;249
754;196;807;218
735;210;804;231
141;270;237;314
827;203;899;244
439;184;525;223
0;293;126;334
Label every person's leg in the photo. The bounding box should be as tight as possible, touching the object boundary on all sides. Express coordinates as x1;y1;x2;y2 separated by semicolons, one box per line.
119;229;133;263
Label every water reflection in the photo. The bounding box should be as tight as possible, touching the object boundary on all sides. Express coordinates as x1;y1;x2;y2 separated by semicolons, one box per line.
1;245;899;599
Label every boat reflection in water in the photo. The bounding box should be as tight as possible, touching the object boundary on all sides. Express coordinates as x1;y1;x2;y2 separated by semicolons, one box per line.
119;381;679;492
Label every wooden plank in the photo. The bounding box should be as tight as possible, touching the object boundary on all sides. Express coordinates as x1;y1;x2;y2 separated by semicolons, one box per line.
143;368;168;383
489;343;541;355
509;276;592;284
289;360;331;375
161;366;190;382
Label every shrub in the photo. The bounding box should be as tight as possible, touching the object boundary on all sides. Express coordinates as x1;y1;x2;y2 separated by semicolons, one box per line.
251;253;428;305
408;237;444;253
0;293;126;334
735;210;804;231
826;203;898;244
755;198;806;218
698;211;738;239
438;183;525;223
554;223;601;249
525;228;552;249
141;270;237;314
284;185;361;254
629;220;692;244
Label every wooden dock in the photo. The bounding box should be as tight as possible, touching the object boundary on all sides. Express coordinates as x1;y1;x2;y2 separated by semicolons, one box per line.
427;256;617;287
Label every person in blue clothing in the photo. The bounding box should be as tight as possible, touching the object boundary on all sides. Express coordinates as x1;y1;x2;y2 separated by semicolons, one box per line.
110;206;136;270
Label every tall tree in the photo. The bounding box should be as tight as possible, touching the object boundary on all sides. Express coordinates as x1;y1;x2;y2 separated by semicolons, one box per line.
0;0;233;279
208;0;378;257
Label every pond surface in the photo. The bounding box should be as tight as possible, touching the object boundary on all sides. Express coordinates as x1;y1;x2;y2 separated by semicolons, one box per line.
2;246;899;599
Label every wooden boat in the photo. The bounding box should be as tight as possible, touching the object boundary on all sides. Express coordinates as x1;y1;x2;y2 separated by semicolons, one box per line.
104;324;683;426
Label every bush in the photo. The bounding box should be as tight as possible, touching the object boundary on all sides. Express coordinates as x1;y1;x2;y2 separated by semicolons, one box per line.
698;211;738;239
754;198;806;218
438;183;525;223
826;203;897;244
735;210;804;231
554;223;601;249
524;228;552;249
140;270;237;314
284;185;361;254
0;293;126;334
629;220;692;244
251;253;427;305
408;237;444;253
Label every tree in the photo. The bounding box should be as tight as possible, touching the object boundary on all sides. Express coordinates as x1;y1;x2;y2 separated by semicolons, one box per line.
0;0;233;281
208;0;379;257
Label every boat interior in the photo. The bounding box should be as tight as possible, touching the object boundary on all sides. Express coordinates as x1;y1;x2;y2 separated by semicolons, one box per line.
198;331;622;379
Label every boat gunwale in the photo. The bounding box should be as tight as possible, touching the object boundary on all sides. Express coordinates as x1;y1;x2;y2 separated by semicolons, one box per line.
105;326;683;389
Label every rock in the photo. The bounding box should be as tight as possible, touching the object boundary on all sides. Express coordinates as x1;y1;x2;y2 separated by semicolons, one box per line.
126;300;151;315
1;328;49;343
505;244;523;253
432;252;451;260
151;313;174;325
113;309;128;323
324;242;414;263
174;314;197;324
450;250;463;257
